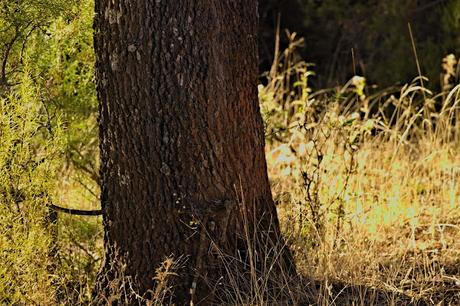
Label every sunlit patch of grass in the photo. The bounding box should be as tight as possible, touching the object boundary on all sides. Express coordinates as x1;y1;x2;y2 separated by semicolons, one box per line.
262;40;460;303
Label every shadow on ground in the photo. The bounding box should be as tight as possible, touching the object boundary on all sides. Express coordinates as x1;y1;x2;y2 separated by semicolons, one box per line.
304;278;459;305
300;261;460;306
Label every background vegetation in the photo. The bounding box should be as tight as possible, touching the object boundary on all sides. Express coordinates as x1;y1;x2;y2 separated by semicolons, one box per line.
1;0;459;304
260;0;460;88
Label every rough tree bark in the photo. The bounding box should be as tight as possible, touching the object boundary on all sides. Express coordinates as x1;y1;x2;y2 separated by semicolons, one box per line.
94;1;294;304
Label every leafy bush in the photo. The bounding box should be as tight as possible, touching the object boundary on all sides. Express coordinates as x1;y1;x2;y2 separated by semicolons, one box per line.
0;0;99;303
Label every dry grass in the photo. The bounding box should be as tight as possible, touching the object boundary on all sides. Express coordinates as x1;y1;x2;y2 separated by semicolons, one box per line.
261;38;460;304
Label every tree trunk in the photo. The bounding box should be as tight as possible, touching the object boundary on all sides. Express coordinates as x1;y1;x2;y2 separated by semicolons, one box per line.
94;1;294;304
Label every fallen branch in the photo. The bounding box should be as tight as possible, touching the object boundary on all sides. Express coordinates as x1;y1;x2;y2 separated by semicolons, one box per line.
48;204;102;216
